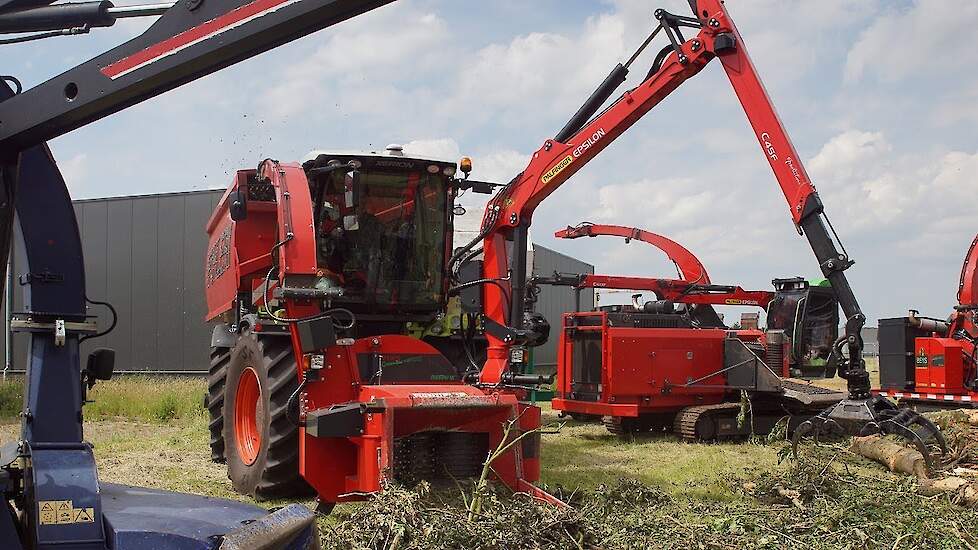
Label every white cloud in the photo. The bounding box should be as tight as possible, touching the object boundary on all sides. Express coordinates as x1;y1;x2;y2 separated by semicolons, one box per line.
257;8;450;118
845;1;978;83
403;138;461;161
447;12;625;128
808;128;978;245
58;153;89;194
809;130;890;180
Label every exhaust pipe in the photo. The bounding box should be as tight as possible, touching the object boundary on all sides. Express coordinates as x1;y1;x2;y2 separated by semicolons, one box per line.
908;309;950;335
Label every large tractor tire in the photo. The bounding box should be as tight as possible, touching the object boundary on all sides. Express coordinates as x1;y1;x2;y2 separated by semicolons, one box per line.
207;345;231;463
223;330;311;500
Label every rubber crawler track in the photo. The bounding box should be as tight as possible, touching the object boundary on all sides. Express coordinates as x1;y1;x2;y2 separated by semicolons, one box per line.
674;403;743;440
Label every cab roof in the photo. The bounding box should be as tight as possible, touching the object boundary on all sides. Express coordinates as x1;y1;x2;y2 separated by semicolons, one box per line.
302;144;456;167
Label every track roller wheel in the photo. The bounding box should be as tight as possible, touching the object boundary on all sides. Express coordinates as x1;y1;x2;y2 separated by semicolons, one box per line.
207;345;230;463
674;405;739;440
223;330;311;500
692;414;717;440
640;413;676;433
603;416;643;436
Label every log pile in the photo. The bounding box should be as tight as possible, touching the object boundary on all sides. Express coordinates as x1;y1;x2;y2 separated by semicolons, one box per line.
849;409;978;506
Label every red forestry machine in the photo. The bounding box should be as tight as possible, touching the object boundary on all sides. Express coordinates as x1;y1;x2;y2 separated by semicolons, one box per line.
204;0;947;509
534;223;843;437
875;233;978;410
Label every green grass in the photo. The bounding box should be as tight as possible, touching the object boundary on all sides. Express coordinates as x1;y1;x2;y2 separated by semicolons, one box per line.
0;375;206;424
3;372;977;549
539;407;780;501
85;376;205;422
0;375;23;418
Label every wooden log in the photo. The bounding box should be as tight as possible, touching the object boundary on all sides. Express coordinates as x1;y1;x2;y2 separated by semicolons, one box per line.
851;435;978;505
850;435;928;479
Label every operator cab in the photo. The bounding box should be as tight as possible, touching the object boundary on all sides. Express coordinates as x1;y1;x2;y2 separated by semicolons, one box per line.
766;277;839;378
301;145;458;316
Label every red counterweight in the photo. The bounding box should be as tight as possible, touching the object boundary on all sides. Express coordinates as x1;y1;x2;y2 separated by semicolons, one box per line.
877;233;978;409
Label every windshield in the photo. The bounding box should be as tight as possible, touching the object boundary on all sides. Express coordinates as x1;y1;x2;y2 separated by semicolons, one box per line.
314;169;448;310
767;289;838;366
800;291;838;363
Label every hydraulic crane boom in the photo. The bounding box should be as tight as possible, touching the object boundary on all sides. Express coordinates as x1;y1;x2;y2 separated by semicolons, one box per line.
458;0;944;454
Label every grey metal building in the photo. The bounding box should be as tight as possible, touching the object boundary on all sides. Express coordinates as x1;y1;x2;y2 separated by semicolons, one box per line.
2;189;592;375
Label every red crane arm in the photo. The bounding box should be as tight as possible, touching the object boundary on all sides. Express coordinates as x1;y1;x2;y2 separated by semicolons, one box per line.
476;6;730;384
578;274;773;307
476;0;867;390
555;223;711;284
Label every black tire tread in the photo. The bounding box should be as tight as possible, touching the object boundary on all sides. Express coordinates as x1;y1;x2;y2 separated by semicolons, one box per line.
255;334;309;499
226;332;311;500
207;346;230;463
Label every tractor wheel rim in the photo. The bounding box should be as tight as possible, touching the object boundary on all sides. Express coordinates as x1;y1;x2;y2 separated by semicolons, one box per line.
234;367;263;466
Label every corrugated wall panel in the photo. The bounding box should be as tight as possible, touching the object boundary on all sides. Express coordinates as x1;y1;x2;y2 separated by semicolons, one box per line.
104;200;134;371
79;201;109;360
157;194;188;371
130;197;160;370
182;193;217;372
3;190;595;375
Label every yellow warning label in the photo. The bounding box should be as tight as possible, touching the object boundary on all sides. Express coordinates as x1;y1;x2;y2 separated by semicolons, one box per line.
73;508;95;523
540;154;573;184
38;500;95;525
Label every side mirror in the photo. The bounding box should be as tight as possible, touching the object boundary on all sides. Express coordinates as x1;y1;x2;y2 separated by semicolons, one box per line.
85;348;115;389
229;188;248;221
471;181;493;194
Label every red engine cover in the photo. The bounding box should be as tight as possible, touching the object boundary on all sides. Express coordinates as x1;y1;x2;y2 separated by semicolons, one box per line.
554;312;729;417
914;337;966;394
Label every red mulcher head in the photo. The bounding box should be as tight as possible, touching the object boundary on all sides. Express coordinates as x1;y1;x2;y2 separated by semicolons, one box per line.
296;336;550;508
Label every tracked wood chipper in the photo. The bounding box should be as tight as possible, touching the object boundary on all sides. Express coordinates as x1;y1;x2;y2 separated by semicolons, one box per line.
538;223;844;437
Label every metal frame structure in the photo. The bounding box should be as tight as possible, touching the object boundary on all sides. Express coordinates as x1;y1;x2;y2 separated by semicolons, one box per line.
1;1;393;548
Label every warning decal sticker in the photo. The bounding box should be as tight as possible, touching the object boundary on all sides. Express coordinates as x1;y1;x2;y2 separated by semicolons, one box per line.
38;500;95;525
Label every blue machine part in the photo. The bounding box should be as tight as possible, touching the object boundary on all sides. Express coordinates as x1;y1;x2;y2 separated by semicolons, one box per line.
101;484;316;549
28;448;104;548
0;498;23;550
1;78;317;549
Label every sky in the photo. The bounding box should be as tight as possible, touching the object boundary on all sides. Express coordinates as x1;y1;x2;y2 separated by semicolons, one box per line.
5;0;977;324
